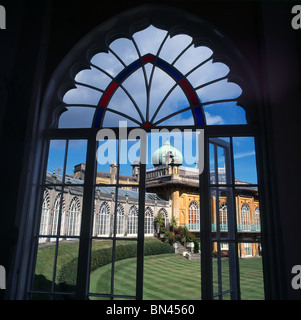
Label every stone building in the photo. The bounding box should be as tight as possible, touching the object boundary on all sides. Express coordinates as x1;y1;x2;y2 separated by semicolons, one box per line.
40;140;260;257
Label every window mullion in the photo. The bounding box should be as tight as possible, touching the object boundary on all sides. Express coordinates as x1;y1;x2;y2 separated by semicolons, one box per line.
75;136;97;300
200;131;213;300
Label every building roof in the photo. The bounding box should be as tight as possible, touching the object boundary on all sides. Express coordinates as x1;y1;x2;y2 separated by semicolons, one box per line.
151;140;183;166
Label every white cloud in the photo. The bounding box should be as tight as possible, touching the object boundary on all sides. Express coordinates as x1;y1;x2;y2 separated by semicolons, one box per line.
204;112;225;125
234;151;256;159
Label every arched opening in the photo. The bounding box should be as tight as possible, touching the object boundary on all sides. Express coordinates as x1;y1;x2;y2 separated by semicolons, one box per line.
15;5;264;300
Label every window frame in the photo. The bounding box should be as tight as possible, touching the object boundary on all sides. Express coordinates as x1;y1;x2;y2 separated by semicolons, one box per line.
9;4;287;300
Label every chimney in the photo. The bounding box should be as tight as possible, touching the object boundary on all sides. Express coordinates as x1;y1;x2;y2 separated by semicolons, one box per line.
131;161;140;180
74;163;85;178
110;162;117;184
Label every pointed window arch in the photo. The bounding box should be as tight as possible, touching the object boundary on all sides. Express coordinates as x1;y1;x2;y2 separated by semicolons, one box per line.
127;205;138;236
67;197;81;236
189;201;200;231
240;203;251;232
19;4;268;302
144;207;154;235
57;25;247;130
39;190;50;242
51;194;65;238
96;202;110;236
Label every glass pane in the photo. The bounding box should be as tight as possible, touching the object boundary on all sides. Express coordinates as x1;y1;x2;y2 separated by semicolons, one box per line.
55;240;80;293
89;240;113;297
212;242;230;299
45;140;66;184
109;38;139;65
187;59;228;88
156;110;194;126
121;68;147;120
96;139;118;184
133;25;167;56
233;137;258;185
93;186;116;237
38;187;64;241
75;66;112;90
149;67;176;121
210;187;235;239
58;107;95;129
119;138;140;185
143;129;201;300
106;87;142;124
115;187;139;238
196;79;242;103
174;45;213;75
159;34;192;64
209;137;232;185
153;85;189;124
63;84;101;105
90;51;124;77
113;240;137;296
143;238;201;300
33;243;56;292
65;140;87;183
203;102;246;125
235;187;260;234
102;111;139;128
63;186;83;238
239;250;264;300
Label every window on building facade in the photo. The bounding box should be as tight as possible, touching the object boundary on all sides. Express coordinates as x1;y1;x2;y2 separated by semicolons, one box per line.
39;191;50;242
144;207;154;236
240;203;251;232
96;202;110;236
18;6;265;301
219;203;227;232
189;201;200;231
128;206;138;236
67;197;81;237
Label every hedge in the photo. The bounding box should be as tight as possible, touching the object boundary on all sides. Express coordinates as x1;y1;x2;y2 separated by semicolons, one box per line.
57;239;174;291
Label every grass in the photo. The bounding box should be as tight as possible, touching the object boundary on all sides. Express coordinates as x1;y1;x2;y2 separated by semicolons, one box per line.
90;253;264;300
34;239;264;300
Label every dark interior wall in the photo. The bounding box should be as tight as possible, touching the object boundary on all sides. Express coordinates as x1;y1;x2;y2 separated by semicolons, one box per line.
0;0;300;299
260;2;301;300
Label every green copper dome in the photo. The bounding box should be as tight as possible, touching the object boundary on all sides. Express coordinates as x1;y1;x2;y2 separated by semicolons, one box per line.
151;140;183;166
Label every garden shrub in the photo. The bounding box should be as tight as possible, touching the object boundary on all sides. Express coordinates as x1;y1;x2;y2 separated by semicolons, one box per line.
57;238;174;291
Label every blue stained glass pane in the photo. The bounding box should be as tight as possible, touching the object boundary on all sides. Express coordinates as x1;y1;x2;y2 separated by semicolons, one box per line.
115;60;142;83
156;59;182;81
94;108;104;128
194;107;204;125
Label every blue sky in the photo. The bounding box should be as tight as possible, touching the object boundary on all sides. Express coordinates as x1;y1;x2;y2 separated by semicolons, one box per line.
47;135;257;185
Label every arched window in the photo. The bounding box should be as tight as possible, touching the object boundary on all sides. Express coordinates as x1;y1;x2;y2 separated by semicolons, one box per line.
144;207;154;235
240;203;251;232
219;203;228;232
51;194;65;238
57;24;246;130
39;190;50;242
18;5;267;301
189;201;200;231
96;202;110;236
127;206;138;236
67;197;80;236
254;207;260;231
116;204;124;236
158;208;169;229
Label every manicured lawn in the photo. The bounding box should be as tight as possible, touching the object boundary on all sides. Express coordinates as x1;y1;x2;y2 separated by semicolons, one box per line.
34;239;264;300
90;253;264;300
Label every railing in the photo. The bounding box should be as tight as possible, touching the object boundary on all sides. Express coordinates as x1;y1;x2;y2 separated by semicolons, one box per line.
211;223;260;232
181;223;260;233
